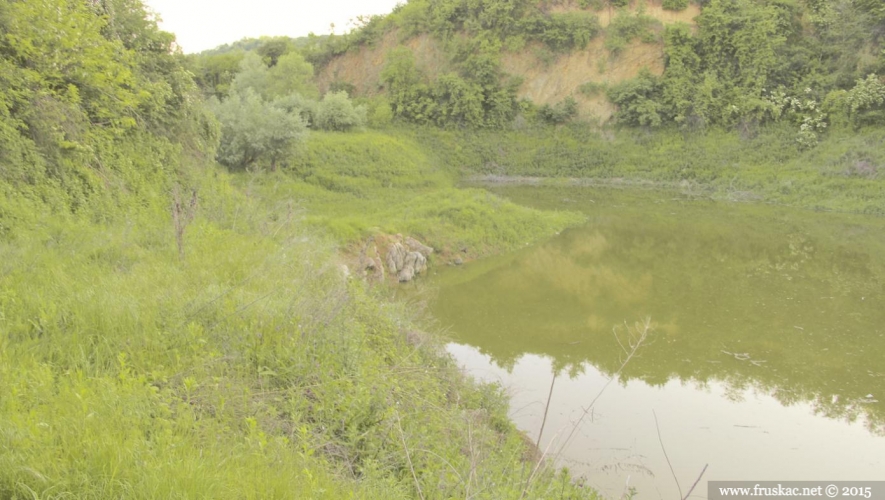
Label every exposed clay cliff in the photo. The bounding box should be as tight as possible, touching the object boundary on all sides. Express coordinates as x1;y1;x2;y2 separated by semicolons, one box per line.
317;0;699;122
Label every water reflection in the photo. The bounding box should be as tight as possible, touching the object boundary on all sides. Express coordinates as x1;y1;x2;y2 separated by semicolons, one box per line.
431;188;885;434
448;343;885;500
428;187;885;496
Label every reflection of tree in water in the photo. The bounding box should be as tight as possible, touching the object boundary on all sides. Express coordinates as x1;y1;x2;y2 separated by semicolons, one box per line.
432;203;885;435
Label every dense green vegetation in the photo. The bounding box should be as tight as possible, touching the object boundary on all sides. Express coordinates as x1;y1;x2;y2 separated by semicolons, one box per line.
241;131;582;253
604;0;885;145
0;0;214;236
287;0;885;143
402;123;885;214
1;187;585;499
196;4;871;213
4;0;885;496
0;0;594;498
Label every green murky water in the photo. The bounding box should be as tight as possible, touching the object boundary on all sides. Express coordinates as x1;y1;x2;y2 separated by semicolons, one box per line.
427;187;885;498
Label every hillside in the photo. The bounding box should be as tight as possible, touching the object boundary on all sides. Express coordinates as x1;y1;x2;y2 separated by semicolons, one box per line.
306;0;884;132
0;1;595;498
317;0;700;122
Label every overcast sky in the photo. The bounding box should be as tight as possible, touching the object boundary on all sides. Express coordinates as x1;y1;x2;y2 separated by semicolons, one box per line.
143;0;404;53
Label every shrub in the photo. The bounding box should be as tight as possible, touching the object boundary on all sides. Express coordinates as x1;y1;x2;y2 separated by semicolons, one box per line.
538;96;579;124
578;0;607;10
662;0;689;11
521;12;601;51
607;70;664;127
365;98;395;128
605;11;662;53
846;74;885;127
314;91;368;131
579;81;608;97
210;89;308;170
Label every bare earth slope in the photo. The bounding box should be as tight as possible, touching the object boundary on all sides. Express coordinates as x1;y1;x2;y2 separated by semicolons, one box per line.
317;0;699;122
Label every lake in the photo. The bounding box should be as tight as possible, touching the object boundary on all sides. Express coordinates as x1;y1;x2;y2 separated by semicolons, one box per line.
424;186;885;499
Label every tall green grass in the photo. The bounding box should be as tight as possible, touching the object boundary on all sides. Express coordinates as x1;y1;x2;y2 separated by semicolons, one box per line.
395;124;885;215
0;165;595;498
238;130;585;256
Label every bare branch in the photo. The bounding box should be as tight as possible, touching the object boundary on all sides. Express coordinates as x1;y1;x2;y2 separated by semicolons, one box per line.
683;464;709;500
395;411;426;500
654;410;682;500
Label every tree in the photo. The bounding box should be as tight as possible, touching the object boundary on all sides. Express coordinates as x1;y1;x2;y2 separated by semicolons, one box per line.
210;89;308;171
229;52;271;98
229;51;318;100
267;52;318;99
187;51;244;99
256;38;292;67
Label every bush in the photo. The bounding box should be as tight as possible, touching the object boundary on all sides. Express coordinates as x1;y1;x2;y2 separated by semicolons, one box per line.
538;96;579;124
579;81;608;97
662;0;689;11
605;11;662;53
846;74;885;127
520;12;601;52
210;89;308;170
314;91;368;131
607;70;664;127
578;0;607;10
364;98;395;128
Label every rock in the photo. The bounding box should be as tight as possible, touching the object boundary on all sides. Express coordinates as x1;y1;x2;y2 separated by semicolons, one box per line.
382;235;432;283
386;242;406;274
398;266;414;282
405;236;433;257
368;256;385;281
453;256;463;266
413;251;428;274
357;242;386;282
397;251;427;282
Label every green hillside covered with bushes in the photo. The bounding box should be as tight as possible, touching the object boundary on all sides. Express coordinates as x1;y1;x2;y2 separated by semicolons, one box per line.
0;1;593;498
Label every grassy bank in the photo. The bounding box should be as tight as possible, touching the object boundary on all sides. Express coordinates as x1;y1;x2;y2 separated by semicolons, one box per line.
0;163;595;498
395;124;885;215
237;131;585;259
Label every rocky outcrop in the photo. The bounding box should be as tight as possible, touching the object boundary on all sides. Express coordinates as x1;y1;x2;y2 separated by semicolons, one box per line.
386;241;407;275
385;234;433;283
357;240;386;282
396;250;427;282
405;236;434;257
353;234;434;284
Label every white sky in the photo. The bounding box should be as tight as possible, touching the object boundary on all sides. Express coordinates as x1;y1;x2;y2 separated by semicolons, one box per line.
143;0;404;53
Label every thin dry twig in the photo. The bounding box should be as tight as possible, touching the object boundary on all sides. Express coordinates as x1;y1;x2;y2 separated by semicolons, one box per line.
536;372;557;445
557;318;651;456
519;426;567;499
683;464;709;500
520;317;652;498
395;411;426;500
654;410;682;500
413;448;464;486
171;184;198;262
